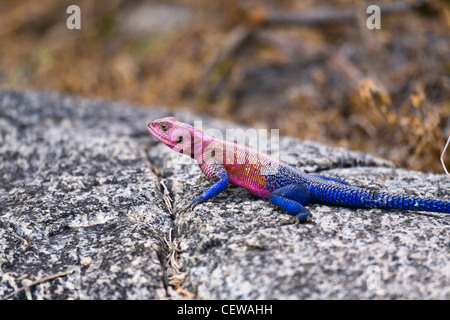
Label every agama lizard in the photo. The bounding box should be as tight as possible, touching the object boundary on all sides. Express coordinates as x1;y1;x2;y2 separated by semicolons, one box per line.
148;117;450;221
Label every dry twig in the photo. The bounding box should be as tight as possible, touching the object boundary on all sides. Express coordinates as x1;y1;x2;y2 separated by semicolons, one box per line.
441;136;450;177
160;179;173;216
2;269;76;300
163;228;194;299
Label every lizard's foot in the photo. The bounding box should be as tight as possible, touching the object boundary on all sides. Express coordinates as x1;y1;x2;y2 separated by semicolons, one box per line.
173;199;200;216
281;214;313;226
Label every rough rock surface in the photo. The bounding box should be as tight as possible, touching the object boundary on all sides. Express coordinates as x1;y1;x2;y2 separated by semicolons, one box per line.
0;89;449;299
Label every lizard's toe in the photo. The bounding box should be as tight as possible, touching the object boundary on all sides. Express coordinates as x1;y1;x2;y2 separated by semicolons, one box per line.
174;199;200;216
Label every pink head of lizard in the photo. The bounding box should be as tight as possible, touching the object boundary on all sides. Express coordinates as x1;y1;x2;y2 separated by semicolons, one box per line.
147;117;212;159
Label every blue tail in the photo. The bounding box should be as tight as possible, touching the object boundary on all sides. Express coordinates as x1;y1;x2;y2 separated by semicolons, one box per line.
310;183;450;214
372;191;450;213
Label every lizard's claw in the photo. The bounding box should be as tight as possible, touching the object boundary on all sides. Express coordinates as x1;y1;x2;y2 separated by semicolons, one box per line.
174;199;201;216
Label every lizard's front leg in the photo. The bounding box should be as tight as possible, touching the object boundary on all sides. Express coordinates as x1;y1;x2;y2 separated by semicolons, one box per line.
176;164;230;215
192;171;230;203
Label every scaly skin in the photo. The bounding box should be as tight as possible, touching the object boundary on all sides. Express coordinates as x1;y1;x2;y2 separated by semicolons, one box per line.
147;117;450;221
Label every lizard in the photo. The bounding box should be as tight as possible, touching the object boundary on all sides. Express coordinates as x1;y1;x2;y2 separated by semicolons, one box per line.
147;117;450;221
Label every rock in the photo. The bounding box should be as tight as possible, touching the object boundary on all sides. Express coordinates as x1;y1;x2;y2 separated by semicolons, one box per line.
0;89;172;299
0;89;449;299
172;166;450;299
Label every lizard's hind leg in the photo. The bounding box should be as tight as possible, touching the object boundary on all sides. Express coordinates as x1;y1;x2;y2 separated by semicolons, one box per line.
268;184;311;221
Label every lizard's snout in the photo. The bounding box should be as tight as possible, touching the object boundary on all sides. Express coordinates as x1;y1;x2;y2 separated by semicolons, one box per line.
147;120;169;138
147;120;158;130
147;121;157;135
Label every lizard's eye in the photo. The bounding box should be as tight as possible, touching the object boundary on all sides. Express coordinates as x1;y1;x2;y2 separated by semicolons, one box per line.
177;136;184;143
161;124;169;132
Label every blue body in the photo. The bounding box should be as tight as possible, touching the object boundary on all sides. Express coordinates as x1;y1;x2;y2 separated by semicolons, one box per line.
265;166;450;220
193;163;450;221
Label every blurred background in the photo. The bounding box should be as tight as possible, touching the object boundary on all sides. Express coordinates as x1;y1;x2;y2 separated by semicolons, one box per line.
0;0;449;173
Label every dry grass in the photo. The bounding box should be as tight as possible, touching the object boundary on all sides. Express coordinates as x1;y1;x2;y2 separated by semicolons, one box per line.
0;0;449;172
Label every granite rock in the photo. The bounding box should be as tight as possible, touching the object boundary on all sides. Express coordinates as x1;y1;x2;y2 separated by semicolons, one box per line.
0;89;448;299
